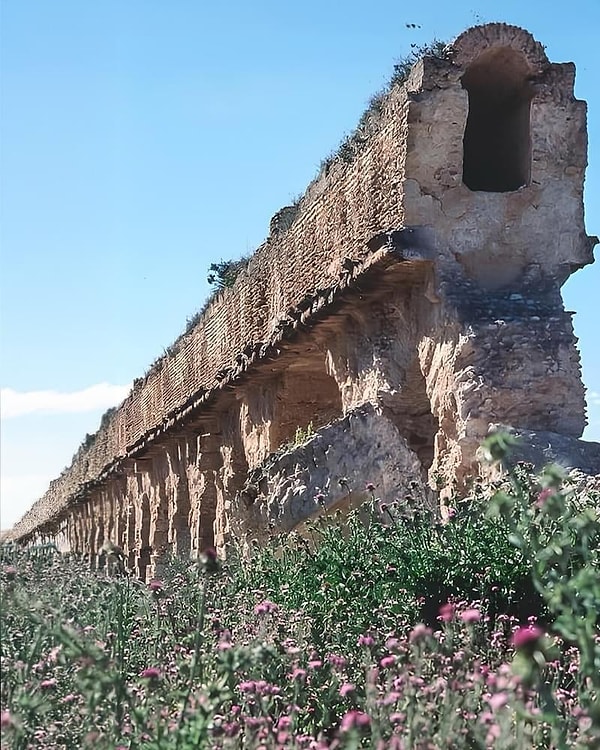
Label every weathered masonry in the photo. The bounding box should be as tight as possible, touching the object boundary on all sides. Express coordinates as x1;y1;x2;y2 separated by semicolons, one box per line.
8;24;599;579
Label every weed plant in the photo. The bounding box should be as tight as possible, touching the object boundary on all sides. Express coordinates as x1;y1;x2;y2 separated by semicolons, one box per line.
1;444;598;748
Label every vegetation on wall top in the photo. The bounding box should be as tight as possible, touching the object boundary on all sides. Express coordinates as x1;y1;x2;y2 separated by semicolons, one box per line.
320;39;449;173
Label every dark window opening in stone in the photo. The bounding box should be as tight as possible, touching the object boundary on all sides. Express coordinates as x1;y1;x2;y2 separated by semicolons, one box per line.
462;47;533;192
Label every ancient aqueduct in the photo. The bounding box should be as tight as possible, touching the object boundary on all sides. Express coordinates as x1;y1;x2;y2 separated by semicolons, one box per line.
8;24;599;580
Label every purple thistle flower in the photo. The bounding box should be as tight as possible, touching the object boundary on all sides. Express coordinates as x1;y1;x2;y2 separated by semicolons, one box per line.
460;608;481;623
339;682;355;697
409;624;432;642
439;602;455;622
340;710;371;732
512;625;544;650
140;667;161;680
254;599;279;616
200;546;220;573
536;488;554;508
357;634;375;647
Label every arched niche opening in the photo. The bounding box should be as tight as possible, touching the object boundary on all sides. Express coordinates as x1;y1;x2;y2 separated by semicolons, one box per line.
273;361;343;450
462;47;533;192
137;493;151;582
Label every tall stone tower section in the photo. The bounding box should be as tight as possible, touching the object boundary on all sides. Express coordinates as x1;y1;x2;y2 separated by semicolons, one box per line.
6;24;598;574
398;24;596;488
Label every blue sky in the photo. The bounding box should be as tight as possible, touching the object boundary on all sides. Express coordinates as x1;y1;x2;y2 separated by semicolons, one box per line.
1;1;599;529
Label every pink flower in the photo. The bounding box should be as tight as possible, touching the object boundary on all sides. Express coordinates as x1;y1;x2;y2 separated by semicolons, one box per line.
148;579;163;593
357;634;375;647
512;625;544;650
254;680;269;695
340;710;371;732
327;653;347;669
1;710;13;728
486;723;501;741
200;546;220;572
254;599;278;616
460;608;481;623
380;656;395;669
488;692;509;710
439;602;455;622
47;645;62;663
40;678;57;689
3;566;17;580
140;667;161;680
339;682;355;697
224;722;240;737
536;488;553;508
290;668;307;681
409;624;432;642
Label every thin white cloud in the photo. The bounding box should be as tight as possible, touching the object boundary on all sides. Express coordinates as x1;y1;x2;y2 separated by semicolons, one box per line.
0;382;131;419
587;391;600;407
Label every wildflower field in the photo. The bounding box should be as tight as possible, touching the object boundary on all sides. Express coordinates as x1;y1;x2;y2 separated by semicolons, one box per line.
1;452;599;748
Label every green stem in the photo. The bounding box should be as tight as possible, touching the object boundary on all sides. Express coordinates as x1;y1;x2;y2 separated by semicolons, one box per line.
115;578;128;734
175;571;209;748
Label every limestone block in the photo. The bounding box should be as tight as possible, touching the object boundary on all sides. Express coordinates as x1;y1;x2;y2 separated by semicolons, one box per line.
484;425;600;476
229;405;428;547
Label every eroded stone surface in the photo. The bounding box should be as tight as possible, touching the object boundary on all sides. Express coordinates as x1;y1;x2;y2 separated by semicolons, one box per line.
484;425;600;476
230;405;428;549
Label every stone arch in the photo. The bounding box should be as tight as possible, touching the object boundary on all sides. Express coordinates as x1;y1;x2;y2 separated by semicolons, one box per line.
137;492;151;581
126;501;137;572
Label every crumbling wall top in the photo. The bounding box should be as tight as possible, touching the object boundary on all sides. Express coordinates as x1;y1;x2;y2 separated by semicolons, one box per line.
451;23;549;73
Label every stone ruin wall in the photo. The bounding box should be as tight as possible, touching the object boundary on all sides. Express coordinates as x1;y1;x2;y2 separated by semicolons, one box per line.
7;24;599;580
